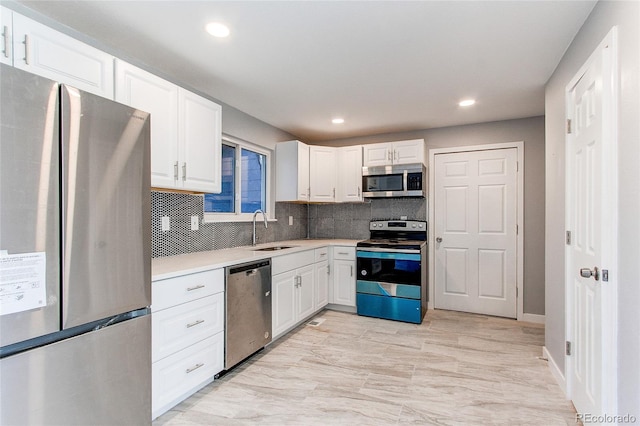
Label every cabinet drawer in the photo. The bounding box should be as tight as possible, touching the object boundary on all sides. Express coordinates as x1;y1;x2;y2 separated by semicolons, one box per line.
152;293;224;362
314;247;329;263
152;332;223;419
333;246;356;260
152;269;223;312
272;250;315;275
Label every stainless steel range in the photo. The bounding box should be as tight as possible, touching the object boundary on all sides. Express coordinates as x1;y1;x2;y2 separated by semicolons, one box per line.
356;219;427;324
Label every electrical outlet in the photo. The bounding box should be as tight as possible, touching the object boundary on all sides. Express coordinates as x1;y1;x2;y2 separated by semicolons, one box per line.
289;215;293;226
161;216;170;232
191;215;199;231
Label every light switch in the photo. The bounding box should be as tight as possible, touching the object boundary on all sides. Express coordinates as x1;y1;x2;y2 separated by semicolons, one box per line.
161;216;170;232
191;215;199;231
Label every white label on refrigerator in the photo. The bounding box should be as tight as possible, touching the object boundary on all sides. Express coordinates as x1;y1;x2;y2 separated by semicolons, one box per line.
0;252;47;316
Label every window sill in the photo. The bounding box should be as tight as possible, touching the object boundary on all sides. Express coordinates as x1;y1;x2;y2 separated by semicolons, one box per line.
203;213;278;224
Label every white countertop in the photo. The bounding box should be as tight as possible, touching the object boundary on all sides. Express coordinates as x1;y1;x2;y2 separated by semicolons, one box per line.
152;239;361;281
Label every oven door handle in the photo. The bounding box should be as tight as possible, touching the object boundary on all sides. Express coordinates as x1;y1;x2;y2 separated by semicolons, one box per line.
356;249;422;260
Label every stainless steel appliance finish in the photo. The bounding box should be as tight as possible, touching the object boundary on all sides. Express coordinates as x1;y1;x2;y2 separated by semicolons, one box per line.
362;163;426;198
356;220;428;324
225;259;272;370
0;66;61;348
0;64;151;425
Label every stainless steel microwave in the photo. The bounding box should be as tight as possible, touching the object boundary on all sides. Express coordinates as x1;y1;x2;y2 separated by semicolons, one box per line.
362;163;426;198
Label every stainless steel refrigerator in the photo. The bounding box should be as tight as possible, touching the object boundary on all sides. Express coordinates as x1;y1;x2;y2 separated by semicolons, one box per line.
0;64;152;425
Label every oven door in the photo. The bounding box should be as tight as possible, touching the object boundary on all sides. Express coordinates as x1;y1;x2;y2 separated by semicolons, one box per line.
356;249;423;323
356;249;422;286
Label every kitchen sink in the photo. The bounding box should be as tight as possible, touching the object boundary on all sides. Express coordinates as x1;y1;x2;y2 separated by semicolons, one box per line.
253;245;296;251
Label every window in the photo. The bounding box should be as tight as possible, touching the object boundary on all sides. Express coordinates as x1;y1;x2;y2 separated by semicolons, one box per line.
203;136;272;222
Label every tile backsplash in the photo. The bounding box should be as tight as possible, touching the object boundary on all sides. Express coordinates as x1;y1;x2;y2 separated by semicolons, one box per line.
151;190;426;258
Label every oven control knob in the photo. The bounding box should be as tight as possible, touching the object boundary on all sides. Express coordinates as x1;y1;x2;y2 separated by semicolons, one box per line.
412;224;416;228
361;270;367;276
419;224;424;228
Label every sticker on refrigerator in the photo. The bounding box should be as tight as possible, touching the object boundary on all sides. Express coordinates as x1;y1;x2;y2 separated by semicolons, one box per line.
0;252;47;316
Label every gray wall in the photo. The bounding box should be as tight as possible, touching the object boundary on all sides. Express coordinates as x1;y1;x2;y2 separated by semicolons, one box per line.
318;116;545;315
544;0;640;415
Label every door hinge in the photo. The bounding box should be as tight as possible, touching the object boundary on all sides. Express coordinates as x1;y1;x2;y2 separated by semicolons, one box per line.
566;231;571;245
566;341;572;356
567;119;572;134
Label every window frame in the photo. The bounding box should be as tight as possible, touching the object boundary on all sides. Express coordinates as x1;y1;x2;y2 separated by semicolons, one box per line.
203;134;275;223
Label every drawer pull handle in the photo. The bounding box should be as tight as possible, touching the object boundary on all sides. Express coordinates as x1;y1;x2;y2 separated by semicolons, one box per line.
186;319;205;328
186;363;204;374
338;252;349;255
186;284;205;291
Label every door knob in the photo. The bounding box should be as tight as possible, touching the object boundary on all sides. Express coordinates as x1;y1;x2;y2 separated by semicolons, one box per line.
580;267;600;281
436;237;443;243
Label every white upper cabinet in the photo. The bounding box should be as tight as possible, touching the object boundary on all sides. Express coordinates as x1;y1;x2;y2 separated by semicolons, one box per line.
276;140;310;202
309;145;336;202
115;60;221;193
363;139;425;167
178;89;222;193
1;7;12;65
11;12;114;99
115;60;179;189
277;141;365;203
336;145;363;202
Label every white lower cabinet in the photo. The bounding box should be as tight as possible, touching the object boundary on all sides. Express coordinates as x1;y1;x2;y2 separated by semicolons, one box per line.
331;247;356;307
272;248;333;340
314;247;330;310
272;263;315;339
151;268;224;420
152;333;223;419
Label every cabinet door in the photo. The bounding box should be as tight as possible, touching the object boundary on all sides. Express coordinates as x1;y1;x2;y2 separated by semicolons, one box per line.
152;333;222;420
392;139;424;165
363;143;392;167
315;260;330;310
178;89;222;193
298;142;310;201
272;270;296;338
115;60;179;189
309;146;336;202
337;145;363;202
0;7;12;65
151;293;223;362
333;259;356;307
12;13;114;99
296;265;315;319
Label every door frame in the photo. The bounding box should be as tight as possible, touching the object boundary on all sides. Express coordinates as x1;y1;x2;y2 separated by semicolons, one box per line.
564;27;618;414
428;141;525;320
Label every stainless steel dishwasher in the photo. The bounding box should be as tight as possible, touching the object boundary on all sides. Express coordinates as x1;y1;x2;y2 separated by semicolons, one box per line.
224;259;272;370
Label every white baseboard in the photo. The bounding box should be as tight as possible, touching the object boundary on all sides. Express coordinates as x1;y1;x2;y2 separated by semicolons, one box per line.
521;313;545;324
543;346;567;397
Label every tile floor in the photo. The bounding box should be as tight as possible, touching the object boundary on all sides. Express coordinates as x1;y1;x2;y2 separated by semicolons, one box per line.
154;309;577;425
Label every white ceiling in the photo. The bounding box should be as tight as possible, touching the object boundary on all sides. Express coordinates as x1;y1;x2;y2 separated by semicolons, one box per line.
17;0;597;142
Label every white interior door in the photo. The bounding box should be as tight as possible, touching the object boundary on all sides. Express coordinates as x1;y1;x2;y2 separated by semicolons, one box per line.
565;29;617;416
434;148;518;318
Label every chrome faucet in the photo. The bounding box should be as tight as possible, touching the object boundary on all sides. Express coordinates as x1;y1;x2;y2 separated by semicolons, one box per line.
252;209;268;246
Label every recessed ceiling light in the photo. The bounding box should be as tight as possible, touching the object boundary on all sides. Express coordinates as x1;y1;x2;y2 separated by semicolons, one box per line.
459;99;476;107
332;118;345;124
205;22;230;38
